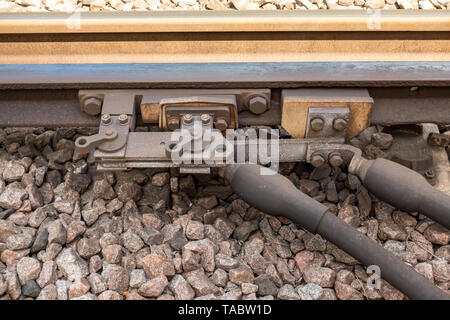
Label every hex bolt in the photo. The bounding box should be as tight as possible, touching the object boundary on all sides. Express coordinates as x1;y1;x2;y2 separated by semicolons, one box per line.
183;114;193;124
214;118;228;131
311;153;325;168
425;169;435;179
118;114;128;124
201;114;211;125
167;116;180;131
82;96;103;116
101;114;111;125
329;152;344;167
333;118;348;131
248;96;268;115
310;118;324;131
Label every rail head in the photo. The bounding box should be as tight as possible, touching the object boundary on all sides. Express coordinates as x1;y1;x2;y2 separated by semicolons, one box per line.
0;10;450;34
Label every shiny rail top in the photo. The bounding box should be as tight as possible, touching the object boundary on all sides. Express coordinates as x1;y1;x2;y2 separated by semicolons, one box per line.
1;10;450;33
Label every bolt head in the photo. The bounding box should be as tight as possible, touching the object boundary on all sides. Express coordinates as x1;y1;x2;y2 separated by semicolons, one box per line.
214;118;228;131
83;97;102;116
333;118;348;131
183;114;193;124
248;96;268;115
310;118;324;131
118;114;128;124
201;114;211;125
101;114;111;125
167;117;180;131
329;152;344;167
311;154;325;168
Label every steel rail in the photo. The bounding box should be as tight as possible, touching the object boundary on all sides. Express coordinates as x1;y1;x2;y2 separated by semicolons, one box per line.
1;62;450;89
0;11;449;64
1;11;450;33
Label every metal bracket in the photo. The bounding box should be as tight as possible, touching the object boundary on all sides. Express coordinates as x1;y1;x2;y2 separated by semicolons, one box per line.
75;91;137;158
305;107;350;139
159;95;238;131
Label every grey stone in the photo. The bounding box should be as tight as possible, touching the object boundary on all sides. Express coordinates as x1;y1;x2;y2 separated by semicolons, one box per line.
88;273;107;294
302;266;336;288
56;280;70;300
36;284;58;300
55;248;89;281
277;284;300;300
297;283;323;300
93;179;116;200
16;257;41;285
298;179;320;197
211;269;228;288
215;253;239;271
169;274;195;300
22;279;41;298
186;220;205;240
233;220;259;241
371;132;393;150
6;232;34;250
254;275;278;296
47;220;67;245
138;226;163;246
102;244;123;264
106;265;130;293
2;161;26;182
185;269;220;297
117;182;142;202
0;184;28;209
138;275;168;298
130;269;147;289
197;196;218;210
182;249;201;272
37;261;57;288
81;208;101;226
77;238;101;259
152;172;170;187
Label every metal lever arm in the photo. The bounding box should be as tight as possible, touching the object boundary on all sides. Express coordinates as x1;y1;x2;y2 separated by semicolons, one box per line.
75;130;118;153
351;157;450;229
224;163;449;300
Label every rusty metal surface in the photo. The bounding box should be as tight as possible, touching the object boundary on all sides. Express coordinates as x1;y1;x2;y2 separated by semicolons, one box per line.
1;63;450;90
370;87;450;126
282;88;373;139
1;31;449;64
1;11;450;34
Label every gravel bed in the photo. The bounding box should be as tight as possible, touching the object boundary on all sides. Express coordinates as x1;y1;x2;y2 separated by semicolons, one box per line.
0;125;448;300
0;0;448;12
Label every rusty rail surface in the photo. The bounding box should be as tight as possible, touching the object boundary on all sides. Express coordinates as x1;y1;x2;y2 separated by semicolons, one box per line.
0;11;449;64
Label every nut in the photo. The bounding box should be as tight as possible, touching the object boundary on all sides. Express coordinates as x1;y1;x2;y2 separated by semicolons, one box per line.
201;114;211;125
82;97;102;116
183;114;193;125
101;114;111;125
118;114;128;124
214;118;228;131
310;118;324;131
248;96;268;115
167;116;180;131
329;152;344;167
333;118;347;132
311;153;325;168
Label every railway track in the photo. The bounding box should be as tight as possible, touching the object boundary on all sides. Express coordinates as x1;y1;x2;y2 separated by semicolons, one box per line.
0;10;449;301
